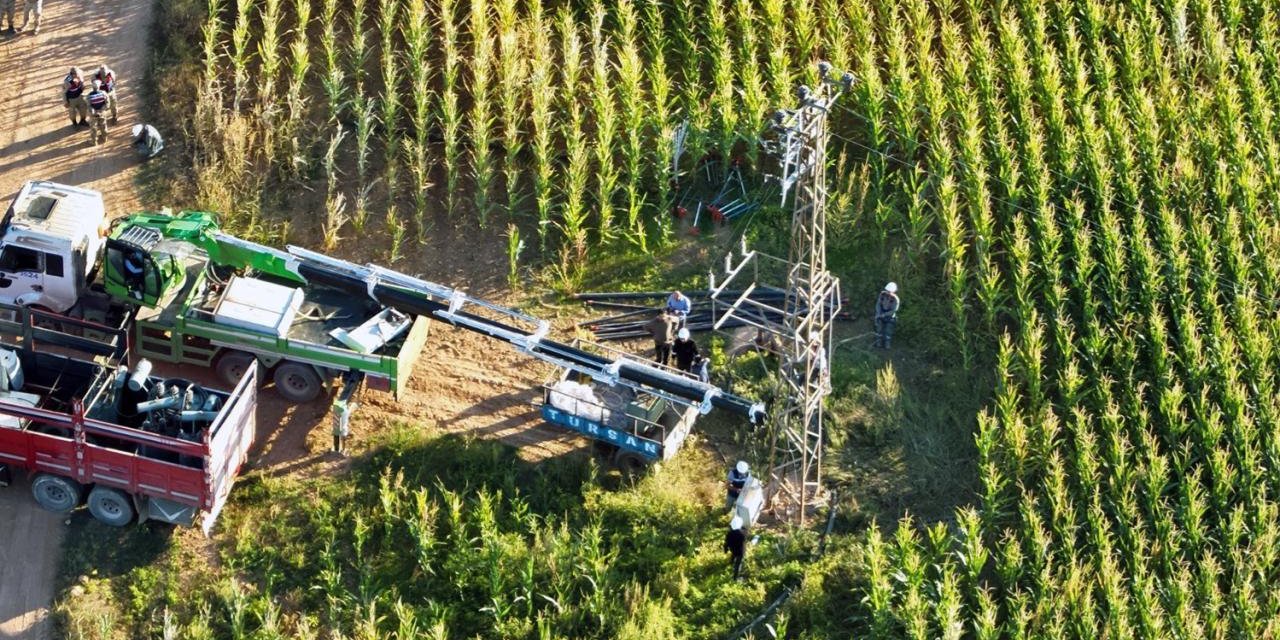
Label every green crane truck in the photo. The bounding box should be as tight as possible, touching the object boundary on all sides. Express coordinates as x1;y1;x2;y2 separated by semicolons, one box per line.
2;181;428;406
1;181;765;435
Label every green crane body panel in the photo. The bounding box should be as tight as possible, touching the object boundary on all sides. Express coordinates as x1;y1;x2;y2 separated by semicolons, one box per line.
104;210;426;397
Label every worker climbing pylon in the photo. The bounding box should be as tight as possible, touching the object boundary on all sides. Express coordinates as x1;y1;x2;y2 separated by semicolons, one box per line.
873;282;899;349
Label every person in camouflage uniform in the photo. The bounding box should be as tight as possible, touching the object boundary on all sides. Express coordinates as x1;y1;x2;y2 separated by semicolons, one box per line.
85;79;110;145
63;67;88;127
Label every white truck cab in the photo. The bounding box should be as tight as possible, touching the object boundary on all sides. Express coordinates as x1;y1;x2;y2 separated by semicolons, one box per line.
0;181;107;313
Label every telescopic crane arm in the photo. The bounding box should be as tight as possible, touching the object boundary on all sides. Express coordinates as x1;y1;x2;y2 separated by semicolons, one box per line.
204;232;766;424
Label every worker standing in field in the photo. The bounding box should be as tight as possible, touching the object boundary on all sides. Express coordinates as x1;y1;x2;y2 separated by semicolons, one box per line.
19;0;39;34
673;328;699;373
873;282;900;349
63;67;88;128
85;80;110;145
645;310;678;366
726;460;750;508
724;516;747;579
92;64;119;122
665;290;691;326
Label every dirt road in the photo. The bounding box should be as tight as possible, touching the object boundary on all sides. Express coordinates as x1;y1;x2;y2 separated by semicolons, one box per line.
0;0;152;217
0;1;155;637
0;476;63;640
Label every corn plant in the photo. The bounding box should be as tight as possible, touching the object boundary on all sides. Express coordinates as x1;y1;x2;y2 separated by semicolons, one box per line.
704;0;736;172
401;0;432;236
468;0;497;226
229;0;255;113
614;0;646;248
255;0;282;165
282;0;311;175
439;0;463;220
588;1;619;239
378;0;402;203
526;0;554;250
555;7;589;287
506;223;523;286
496;0;524;222
322;127;349;250
319;0;345;124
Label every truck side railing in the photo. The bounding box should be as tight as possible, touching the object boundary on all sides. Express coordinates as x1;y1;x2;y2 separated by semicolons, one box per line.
0;302;130;363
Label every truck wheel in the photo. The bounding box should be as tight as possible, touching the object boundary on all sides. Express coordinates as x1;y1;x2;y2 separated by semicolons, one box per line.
87;486;135;527
613;450;649;476
31;474;82;514
591;440;619;458
273;362;323;403
215;351;257;387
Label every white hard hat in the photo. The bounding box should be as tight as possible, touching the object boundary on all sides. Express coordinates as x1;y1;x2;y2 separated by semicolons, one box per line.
677;328;690;340
729;516;744;530
884;282;898;293
736;460;748;474
131;124;144;137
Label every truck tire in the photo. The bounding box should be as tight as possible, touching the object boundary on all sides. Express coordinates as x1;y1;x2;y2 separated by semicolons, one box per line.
273;362;324;403
87;486;135;527
215;351;257;388
613;450;649;476
31;474;82;513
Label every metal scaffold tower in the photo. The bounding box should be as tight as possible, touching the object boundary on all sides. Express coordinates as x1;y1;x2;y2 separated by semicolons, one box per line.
710;62;851;523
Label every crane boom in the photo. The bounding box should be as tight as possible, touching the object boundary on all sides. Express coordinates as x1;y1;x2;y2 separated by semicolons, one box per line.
204;232;766;423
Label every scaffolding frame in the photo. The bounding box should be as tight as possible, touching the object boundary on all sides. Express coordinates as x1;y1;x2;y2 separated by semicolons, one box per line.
711;63;850;523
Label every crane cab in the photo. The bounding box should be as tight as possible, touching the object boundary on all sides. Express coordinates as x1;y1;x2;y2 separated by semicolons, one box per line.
0;181;107;313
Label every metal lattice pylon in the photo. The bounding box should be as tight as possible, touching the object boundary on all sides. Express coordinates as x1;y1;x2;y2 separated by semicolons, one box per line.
711;63;851;523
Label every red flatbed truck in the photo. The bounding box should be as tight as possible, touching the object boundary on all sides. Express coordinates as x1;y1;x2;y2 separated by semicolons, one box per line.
0;304;257;534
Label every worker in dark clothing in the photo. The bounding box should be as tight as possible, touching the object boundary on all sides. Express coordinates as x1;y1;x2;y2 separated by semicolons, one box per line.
874;282;900;349
672;327;699;372
727;460;750;508
724;516;747;579
645;310;678;366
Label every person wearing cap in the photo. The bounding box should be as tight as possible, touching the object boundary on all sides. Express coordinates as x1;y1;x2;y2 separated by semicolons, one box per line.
672;327;699;373
91;64;119;122
131;123;164;159
726;460;751;508
63;67;88;128
644;310;679;366
874;282;900;349
665;290;691;325
723;516;747;579
84;79;111;145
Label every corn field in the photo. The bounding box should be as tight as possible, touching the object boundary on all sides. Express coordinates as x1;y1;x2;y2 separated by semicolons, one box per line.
154;0;1280;636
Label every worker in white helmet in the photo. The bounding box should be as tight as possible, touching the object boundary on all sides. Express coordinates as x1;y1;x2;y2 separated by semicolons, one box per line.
672;327;699;373
874;282;900;349
727;460;751;508
723;515;747;579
